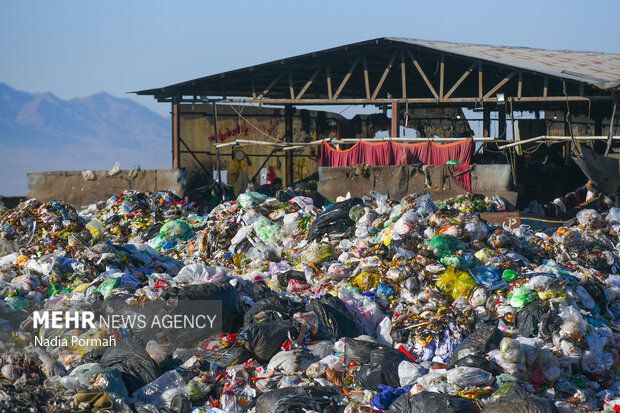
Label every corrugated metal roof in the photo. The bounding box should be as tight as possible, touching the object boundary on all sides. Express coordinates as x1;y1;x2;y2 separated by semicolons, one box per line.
388;37;620;90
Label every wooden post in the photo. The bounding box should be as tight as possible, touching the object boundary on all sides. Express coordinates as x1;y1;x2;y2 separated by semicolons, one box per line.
171;98;181;169
510;99;520;155
212;102;221;183
483;108;491;137
498;106;507;140
594;109;604;153
284;105;294;186
563;110;571;158
391;101;400;137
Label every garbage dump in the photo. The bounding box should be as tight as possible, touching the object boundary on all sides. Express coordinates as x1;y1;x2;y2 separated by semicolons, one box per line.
0;188;619;412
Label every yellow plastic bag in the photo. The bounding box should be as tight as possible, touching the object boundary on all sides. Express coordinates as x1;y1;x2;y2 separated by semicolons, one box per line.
351;271;380;291
382;227;394;247
86;219;104;242
436;266;477;300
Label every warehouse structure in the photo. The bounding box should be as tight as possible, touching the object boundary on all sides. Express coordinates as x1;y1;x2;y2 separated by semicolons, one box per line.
136;37;620;200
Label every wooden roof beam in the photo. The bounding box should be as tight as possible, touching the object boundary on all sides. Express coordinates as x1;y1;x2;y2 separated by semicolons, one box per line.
332;56;361;100
443;62;476;100
257;74;283;99
407;50;439;100
295;66;322;100
371;50;398;99
483;71;516;99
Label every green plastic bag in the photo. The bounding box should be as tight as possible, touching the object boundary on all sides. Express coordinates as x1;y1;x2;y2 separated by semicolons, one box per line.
348;205;364;222
255;219;281;243
502;269;517;282
159;220;193;241
507;286;536;308
436;266;478;300
49;283;73;297
440;254;461;268
237;191;268;209
96;277;120;298
428;234;462;258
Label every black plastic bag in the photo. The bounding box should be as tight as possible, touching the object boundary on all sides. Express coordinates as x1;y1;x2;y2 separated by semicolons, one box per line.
203;346;253;369
515;301;548;338
451;321;503;363
161;282;242;332
238;321;299;362
254;386;343;413
451;354;502;376
277;269;307;288
306;295;363;340
309;197;363;241
340;337;383;364
483;394;558;413
355;346;407;389
388;391;481;413
100;337;159;393
243;296;304;326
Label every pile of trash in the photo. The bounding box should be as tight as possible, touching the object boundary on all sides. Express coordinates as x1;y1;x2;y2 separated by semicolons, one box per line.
1;188;619;412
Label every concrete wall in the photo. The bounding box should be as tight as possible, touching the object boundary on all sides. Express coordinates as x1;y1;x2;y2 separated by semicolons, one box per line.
28;169;187;207
317;164;517;204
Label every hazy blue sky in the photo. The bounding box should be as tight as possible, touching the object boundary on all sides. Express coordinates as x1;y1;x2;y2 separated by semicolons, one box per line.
2;0;619;117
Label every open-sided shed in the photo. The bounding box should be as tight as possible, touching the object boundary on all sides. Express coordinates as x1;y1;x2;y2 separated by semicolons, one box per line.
135;37;620;193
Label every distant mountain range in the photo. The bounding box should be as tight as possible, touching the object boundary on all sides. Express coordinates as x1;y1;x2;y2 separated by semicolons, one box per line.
0;82;170;196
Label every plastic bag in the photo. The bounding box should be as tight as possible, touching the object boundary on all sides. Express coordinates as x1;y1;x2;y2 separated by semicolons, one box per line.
412;193;437;216
237;191;268;209
301;243;334;265
306;295;362;339
606;207;620;225
507;286;536;308
131;370;186;408
469;265;502;287
446;366;493;387
351;270;381;291
86;219;104;242
239;321;298;362
398;361;427;387
100;338;159;393
95;277;120;299
267;350;300;374
427;234;462;258
174;263;227;284
388;391;481;413
576;208;602;227
451;322;503;362
159;220;192;241
464;221;488;241
253;386;342;413
502;269;517;281
436;266;478;300
309;197;362;241
254;219;281;243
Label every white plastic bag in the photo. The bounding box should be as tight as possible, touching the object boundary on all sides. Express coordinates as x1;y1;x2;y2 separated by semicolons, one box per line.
446;366;493;387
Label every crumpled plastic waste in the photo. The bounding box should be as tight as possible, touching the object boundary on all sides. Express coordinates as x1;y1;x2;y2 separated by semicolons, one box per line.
0;188;619;412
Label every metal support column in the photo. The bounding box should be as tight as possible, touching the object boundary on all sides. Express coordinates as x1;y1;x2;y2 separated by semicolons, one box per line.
390;101;400;137
284;105;294;187
171;98;181;169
